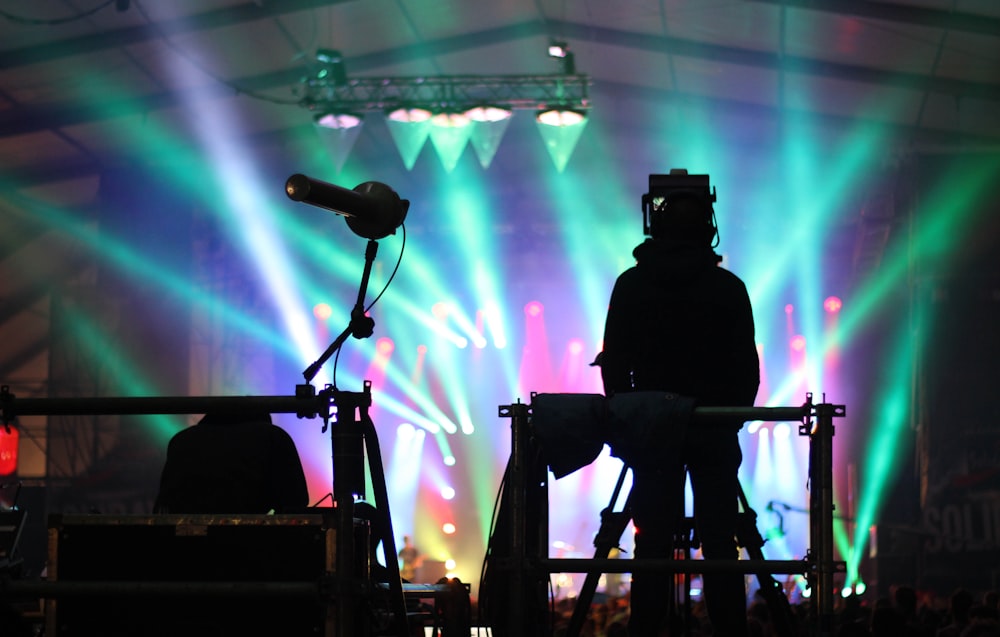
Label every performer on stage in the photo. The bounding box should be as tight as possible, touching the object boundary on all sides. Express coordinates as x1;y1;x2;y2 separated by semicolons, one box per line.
398;534;423;582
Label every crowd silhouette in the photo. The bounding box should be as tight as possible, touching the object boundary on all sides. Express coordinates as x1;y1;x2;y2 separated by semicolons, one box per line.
542;583;1000;637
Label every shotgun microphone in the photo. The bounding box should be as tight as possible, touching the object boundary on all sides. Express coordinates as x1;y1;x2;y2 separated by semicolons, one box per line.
285;174;409;240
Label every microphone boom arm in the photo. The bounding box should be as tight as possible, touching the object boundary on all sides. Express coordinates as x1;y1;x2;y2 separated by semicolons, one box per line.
303;239;379;384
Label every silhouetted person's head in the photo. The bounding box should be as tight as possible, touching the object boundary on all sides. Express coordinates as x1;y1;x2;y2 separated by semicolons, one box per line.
648;192;716;245
894;585;918;617
949;588;975;622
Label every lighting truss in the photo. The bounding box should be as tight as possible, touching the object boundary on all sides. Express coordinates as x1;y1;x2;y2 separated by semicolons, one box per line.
298;74;591;115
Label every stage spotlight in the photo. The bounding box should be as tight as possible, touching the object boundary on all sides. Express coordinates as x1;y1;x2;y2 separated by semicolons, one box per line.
316;48;343;64
465;105;513;123
376;337;395;355
315;111;362;130
536;106;586;127
315;48;348;85
548;41;569;58
313;303;332;320
466;105;513;168
431;111;471;128
547;41;576;74
397;423;416;441
387;106;433;123
431;302;450;319
790;335;806;351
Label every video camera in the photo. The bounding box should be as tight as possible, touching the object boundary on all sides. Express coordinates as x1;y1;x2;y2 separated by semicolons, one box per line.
641;168;717;240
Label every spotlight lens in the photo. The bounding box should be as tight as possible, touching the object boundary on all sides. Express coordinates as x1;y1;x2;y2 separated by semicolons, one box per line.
313;303;333;320
465;105;513;123
388;107;432;123
537;108;585;127
431;112;470;128
316;112;362;129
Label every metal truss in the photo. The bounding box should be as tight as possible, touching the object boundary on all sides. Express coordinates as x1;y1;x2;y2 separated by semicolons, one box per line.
298;73;591;113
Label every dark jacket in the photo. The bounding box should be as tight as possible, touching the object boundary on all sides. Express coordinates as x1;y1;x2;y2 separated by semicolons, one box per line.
601;238;759;410
154;411;309;514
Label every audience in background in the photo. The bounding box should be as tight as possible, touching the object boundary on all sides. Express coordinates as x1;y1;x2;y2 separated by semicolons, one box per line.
546;583;1000;637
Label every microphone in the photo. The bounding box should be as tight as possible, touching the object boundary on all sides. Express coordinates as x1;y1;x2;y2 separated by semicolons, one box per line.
285;174;409;240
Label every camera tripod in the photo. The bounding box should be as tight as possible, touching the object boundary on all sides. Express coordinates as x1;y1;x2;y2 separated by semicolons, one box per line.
564;463;798;637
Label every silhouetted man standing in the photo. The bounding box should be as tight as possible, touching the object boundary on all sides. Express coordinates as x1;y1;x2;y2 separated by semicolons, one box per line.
154;410;309;515
600;170;759;637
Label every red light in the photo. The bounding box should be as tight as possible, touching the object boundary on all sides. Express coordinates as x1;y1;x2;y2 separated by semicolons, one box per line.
376;337;395;355
790;335;806;352
0;426;19;476
525;301;543;317
824;296;842;314
313;303;332;320
432;302;449;320
568;339;584;355
784;304;794;315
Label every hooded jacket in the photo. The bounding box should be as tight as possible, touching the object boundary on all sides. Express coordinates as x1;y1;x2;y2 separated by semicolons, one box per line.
600;237;759;412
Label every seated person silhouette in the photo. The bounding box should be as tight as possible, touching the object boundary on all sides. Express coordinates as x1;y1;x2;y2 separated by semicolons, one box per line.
153;410;309;514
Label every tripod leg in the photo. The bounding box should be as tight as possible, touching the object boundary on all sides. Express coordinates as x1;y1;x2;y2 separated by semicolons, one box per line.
361;411;411;637
736;482;797;637
565;464;633;637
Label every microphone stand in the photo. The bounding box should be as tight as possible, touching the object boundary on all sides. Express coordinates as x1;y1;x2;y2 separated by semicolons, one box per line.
302;239;378;385
298;237;410;637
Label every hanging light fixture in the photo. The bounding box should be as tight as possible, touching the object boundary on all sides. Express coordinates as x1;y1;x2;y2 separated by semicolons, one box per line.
465;105;514;169
387;106;433;123
385;106;433;170
431;110;471;128
314;111;363;129
464;105;513;123
547;40;576;75
297;45;590;170
536;106;586;127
